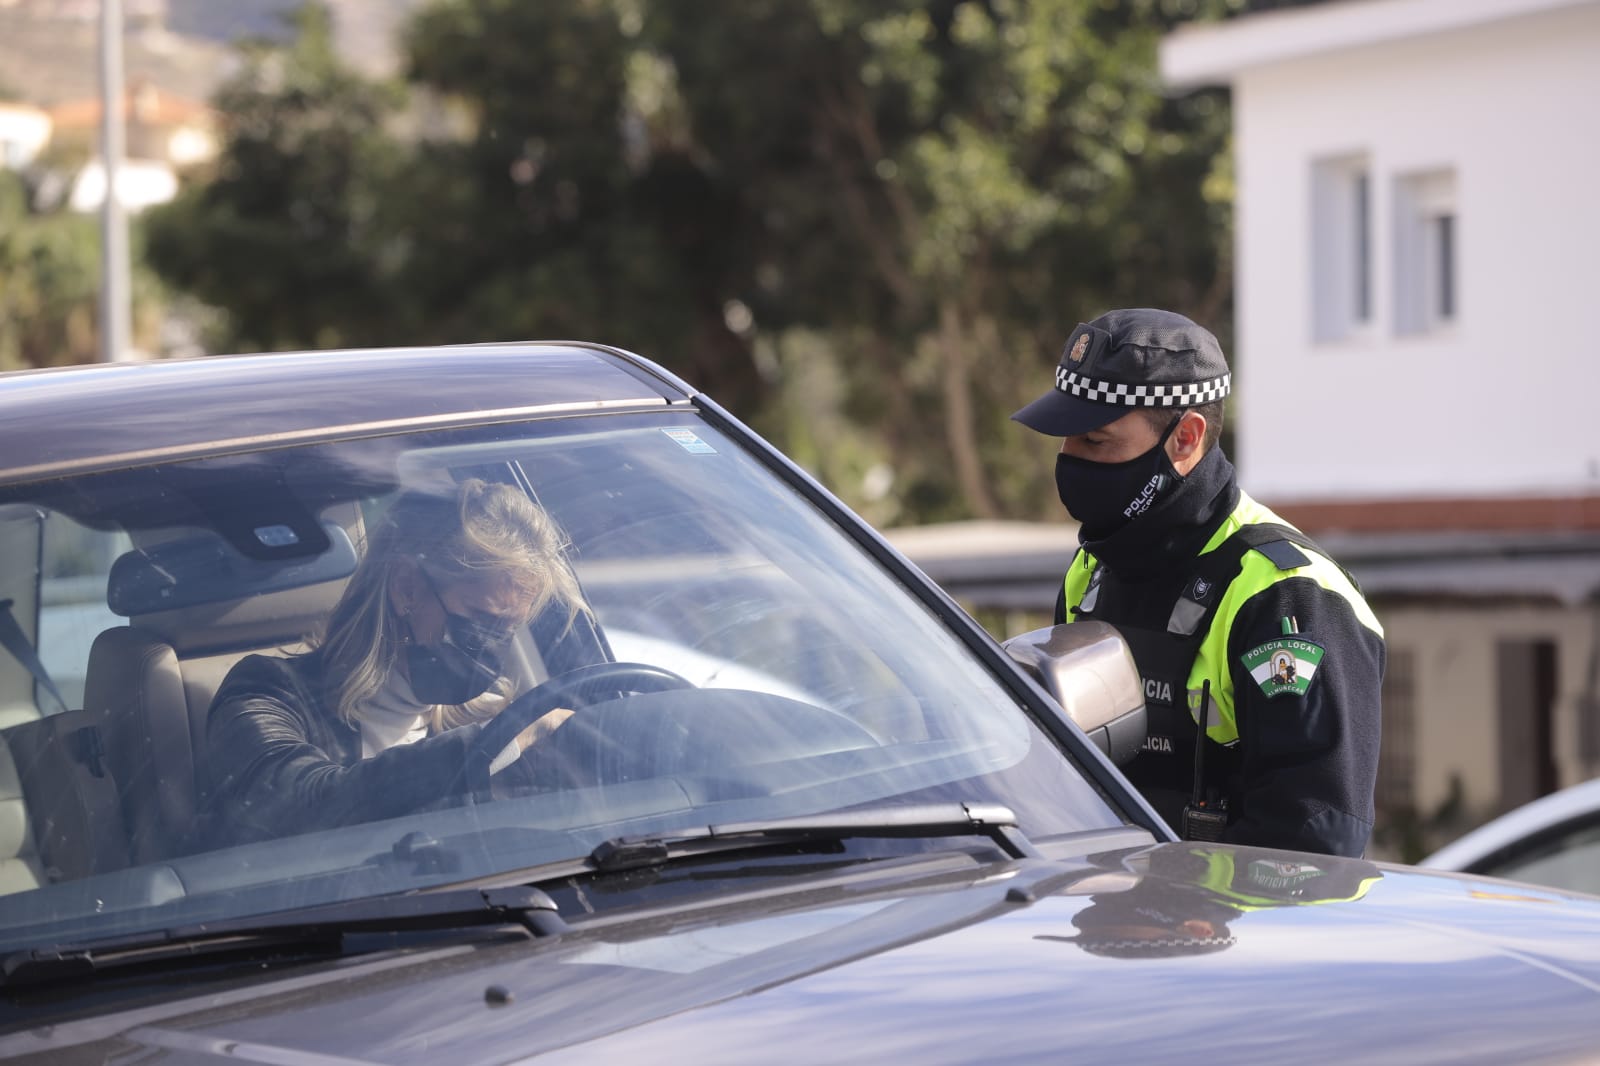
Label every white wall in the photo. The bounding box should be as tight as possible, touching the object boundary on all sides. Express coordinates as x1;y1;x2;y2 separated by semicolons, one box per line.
0;106;51;170
68;158;179;213
1230;2;1600;503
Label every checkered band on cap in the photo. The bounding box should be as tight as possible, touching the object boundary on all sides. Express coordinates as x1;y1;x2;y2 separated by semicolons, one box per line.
1054;367;1231;408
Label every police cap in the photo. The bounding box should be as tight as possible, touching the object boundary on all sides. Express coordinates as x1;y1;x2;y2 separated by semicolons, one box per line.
1011;308;1231;437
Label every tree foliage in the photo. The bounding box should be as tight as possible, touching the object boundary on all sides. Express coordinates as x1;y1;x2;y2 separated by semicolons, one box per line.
634;0;1237;520
0;173;101;369
147;0;1244;524
144;3;405;352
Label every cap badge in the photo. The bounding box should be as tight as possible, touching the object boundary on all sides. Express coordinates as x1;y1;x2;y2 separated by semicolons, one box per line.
1068;333;1090;363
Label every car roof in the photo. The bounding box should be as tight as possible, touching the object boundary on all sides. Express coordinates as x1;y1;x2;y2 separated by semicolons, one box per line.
1420;775;1600;872
0;342;697;486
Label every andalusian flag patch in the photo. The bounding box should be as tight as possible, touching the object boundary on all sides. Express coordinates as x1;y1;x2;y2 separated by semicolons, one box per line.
1241;638;1325;698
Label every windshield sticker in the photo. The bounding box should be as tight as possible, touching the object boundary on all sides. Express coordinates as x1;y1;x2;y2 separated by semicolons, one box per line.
661;427;717;454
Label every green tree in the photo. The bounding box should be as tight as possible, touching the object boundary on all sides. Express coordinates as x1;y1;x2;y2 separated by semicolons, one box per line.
0;173;104;369
641;0;1236;521
143;2;405;352
393;0;768;410
146;0;1244;525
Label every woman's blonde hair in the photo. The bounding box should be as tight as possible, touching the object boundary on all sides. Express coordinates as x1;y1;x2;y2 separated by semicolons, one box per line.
316;478;590;729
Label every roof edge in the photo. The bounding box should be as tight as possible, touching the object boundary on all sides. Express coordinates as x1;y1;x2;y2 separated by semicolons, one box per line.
1161;0;1597;89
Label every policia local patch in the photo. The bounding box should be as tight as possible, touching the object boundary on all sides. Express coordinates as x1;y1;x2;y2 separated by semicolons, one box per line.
1241;637;1325;698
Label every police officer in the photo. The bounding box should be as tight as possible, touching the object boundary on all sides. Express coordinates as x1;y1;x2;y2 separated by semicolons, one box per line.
1012;308;1384;857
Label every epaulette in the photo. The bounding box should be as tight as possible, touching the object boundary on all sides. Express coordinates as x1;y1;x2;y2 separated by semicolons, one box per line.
1251;538;1310;571
1166;523;1335;637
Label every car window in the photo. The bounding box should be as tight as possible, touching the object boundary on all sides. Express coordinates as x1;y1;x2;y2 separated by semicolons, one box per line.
1482;818;1600;897
38;516;129;715
0;409;1126;953
0;506;127;725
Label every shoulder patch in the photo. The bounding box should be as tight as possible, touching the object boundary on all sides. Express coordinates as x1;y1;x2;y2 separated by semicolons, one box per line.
1241;637;1325;698
1252;539;1310;571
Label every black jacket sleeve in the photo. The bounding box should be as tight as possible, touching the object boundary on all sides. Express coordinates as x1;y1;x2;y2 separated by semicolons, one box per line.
206;654;482;845
1222;575;1385;857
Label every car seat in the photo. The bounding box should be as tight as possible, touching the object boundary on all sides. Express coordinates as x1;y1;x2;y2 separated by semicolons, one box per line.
80;515;360;866
0;737;46;894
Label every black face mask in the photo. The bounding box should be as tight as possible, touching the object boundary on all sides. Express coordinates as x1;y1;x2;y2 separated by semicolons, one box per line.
1055;414;1185;539
404;568;518;705
404;641;502;705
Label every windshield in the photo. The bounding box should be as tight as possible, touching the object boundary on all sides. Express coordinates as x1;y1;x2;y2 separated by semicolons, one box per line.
0;409;1124;953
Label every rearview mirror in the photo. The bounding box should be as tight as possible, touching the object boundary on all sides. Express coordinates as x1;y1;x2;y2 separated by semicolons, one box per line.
1001;622;1146;765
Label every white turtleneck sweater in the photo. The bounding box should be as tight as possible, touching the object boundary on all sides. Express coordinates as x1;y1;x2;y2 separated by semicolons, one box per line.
354;670;430;758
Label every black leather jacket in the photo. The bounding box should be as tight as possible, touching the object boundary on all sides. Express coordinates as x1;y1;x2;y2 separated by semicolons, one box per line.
205;650;482;846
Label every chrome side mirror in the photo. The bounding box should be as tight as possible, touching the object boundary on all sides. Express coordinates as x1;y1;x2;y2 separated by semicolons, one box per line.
1001;621;1146;765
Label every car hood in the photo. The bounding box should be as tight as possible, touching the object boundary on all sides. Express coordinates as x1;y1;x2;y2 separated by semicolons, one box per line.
6;841;1600;1065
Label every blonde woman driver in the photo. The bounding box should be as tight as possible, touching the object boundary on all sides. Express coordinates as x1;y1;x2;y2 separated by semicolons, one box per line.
205;479;589;845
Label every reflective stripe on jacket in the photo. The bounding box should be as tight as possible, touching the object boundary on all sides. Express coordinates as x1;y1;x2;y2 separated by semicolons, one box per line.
1062;490;1383;749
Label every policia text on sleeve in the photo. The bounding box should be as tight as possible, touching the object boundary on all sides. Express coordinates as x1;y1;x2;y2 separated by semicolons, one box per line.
1012;308;1385;858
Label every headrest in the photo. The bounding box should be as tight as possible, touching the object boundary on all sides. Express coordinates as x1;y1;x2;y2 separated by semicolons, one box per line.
109;522;358;656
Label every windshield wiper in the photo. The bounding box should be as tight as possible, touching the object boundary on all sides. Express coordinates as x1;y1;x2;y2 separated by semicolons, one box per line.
588;802;1039;874
2;885;565;990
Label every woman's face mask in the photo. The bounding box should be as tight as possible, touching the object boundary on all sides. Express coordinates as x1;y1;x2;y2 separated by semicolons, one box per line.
405;569;521;705
405;638;503;706
1055;413;1185;539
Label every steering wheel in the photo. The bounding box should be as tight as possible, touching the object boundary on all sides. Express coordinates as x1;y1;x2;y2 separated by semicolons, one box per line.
462;661;695;796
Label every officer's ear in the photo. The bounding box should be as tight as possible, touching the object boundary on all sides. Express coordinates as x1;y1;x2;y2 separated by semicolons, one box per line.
1168;410;1208;472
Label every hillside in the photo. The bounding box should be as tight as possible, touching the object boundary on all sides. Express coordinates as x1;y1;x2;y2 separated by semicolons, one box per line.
0;0;416;110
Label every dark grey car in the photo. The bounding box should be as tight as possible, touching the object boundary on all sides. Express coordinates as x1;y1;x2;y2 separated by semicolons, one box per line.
0;344;1597;1064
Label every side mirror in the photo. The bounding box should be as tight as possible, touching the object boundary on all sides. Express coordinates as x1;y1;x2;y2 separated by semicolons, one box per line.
1001;621;1146;766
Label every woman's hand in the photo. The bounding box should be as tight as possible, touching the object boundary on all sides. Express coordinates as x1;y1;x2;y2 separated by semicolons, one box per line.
484;705;575;778
514;707;575;753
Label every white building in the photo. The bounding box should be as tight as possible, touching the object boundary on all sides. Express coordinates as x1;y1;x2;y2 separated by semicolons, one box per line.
64;159;180;214
1161;0;1600;849
0;102;50;170
1164;0;1600;513
46;85;216;214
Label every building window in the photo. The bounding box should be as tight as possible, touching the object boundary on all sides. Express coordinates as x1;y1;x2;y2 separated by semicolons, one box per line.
1434;213;1456;319
1393;169;1458;335
1376;647;1415;817
1352;170;1372;323
1311;154;1372;343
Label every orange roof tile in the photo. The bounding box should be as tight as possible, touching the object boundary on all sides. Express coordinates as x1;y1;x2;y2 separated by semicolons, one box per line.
49;83;212;128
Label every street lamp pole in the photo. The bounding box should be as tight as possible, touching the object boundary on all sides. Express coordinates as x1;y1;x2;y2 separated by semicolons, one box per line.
98;0;133;363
